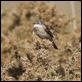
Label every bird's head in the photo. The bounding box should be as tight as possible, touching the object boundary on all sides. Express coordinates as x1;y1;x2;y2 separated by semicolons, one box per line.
34;19;44;24
33;19;45;28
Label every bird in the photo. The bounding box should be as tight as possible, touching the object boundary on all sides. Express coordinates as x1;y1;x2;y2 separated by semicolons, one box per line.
33;19;58;49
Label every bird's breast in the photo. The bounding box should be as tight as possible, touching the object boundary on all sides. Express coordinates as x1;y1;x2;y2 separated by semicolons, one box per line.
33;26;50;39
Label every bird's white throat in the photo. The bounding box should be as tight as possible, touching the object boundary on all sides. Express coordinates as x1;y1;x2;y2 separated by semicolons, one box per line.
34;24;44;28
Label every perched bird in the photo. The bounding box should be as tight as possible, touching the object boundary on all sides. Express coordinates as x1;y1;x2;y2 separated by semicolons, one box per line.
33;19;58;49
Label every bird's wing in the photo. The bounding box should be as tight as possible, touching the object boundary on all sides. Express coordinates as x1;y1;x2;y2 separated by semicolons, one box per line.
44;25;53;38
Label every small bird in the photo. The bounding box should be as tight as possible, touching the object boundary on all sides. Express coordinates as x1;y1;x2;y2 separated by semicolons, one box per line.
33;19;58;49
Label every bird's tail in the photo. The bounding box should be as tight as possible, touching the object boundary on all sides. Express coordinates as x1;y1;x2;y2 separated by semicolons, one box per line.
52;40;58;49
